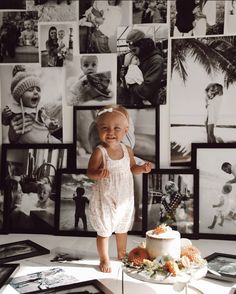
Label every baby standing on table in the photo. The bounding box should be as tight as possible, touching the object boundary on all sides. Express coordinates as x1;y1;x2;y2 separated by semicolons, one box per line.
87;105;152;273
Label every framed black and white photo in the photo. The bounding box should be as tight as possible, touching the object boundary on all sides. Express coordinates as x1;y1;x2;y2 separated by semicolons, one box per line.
143;169;199;238
74;106;158;169
170;36;236;166
117;24;168;106
11;278;113;294
0;64;64;144
0;264;19;289
205;252;236;282
9;267;79;293
0;11;39;63
55;169;96;236
55;169;144;235
192;143;236;240
1;144;73;234
0;240;49;264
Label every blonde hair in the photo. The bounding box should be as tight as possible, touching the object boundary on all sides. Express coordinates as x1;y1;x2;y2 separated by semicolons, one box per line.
96;104;129;126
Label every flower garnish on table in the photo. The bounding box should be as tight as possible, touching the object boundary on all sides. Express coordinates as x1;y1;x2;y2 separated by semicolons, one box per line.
122;225;207;281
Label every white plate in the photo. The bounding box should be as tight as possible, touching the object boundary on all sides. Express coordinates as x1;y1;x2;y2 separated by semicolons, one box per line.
122;264;208;285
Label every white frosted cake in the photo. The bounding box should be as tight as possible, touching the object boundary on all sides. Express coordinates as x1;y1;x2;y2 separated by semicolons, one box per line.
146;224;181;260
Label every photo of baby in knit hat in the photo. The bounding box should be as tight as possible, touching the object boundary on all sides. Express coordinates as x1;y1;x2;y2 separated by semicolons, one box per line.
66;54;116;106
1;65;63;144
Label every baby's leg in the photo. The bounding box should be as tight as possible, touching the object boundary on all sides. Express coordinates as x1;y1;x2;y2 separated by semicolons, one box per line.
96;235;111;272
115;233;127;260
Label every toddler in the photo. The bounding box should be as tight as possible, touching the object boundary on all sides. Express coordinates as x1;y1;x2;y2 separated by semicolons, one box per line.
124;52;144;86
208;184;232;229
87;105;152;272
73;187;89;231
57;29;67;66
20;20;36;46
1;66;60;143
80;55;98;76
205;83;223;143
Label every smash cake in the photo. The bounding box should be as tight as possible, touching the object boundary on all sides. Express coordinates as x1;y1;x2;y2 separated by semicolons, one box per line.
146;224;180;260
123;224;207;281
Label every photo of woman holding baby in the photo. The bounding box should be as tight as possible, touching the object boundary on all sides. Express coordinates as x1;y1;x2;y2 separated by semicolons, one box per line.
117;25;168;106
79;0;131;53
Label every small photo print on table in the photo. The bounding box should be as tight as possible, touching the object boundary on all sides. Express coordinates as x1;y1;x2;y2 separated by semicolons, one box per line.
192;143;236;240
0;264;19;289
0;11;39;63
144;169;199;238
205;252;236;282
1;144;71;234
10;267;79;293
0;240;49;264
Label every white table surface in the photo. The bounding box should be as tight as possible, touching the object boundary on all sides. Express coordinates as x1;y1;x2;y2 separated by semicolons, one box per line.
0;234;235;294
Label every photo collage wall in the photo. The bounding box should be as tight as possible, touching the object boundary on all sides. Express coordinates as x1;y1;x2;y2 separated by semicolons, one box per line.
0;0;236;241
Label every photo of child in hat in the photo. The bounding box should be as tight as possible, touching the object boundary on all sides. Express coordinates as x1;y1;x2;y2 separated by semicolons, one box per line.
1;65;61;144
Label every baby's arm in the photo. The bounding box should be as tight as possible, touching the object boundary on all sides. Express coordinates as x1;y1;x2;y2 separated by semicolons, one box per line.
127;146;152;174
212;196;224;208
87;148;109;180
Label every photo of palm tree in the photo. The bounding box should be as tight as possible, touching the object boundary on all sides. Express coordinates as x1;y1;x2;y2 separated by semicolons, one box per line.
170;36;236;165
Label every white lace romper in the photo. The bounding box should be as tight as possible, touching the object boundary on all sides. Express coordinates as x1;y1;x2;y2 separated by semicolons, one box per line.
88;143;134;237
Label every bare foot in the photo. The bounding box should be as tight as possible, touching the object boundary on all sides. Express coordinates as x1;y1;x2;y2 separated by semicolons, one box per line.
117;251;126;260
99;259;111;273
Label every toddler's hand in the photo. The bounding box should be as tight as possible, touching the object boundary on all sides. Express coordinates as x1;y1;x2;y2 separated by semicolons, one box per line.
142;162;152;173
98;169;109;178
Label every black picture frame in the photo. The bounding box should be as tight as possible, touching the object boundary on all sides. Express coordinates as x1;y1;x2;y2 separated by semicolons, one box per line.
0;240;49;264
0;264;19;289
192;143;236;240
143;169;199;239
1;144;74;234
55;169;96;237
205;252;236;282
17;279;113;294
73;105;159;169
55;168;144;236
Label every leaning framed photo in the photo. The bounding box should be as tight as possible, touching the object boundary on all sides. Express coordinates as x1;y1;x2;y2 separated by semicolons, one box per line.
74;106;159;169
55;169;144;235
205;252;236;282
0;264;19;289
0;240;49;264
143;169;199;238
55;169;96;236
12;278;113;294
1;144;73;234
192;143;236;240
